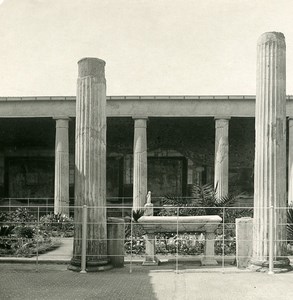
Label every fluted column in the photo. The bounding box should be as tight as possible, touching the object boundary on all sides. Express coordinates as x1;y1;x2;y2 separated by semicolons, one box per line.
132;117;148;211
69;57;109;272
288;117;293;205
214;117;230;199
252;32;289;269
54;117;69;215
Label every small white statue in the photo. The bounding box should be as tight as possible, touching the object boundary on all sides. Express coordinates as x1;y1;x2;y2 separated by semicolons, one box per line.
144;191;153;216
146;191;152;204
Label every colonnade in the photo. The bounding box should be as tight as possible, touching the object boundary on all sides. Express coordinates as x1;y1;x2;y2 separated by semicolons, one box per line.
53;115;233;213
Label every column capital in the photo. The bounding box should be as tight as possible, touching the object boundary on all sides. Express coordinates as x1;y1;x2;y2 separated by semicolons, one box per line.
214;116;231;121
53;116;70;120
257;32;285;48
133;117;148;128
288;116;293;121
132;116;148;120
78;57;106;81
54;117;70;128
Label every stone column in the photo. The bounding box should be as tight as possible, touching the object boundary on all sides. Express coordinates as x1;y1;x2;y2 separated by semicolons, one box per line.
288;118;293;205
214;117;230;198
195;166;205;185
0;151;4;198
132;117;148;211
54;117;69;215
69;57;110;272
251;32;289;270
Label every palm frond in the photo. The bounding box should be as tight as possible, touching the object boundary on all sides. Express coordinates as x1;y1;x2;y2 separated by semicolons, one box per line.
287;205;293;242
132;209;144;222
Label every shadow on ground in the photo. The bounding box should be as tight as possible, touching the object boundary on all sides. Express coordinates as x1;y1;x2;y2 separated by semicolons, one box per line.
1;263;293;300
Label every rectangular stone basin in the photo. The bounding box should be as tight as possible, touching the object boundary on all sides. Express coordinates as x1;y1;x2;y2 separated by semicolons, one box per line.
138;215;222;233
138;215;222;266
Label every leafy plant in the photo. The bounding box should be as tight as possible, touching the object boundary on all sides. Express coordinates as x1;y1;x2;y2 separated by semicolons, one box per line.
0;209;71;257
39;213;74;237
155;232;205;255
159;183;249;218
158;183;253;255
6;208;36;226
158;195;198;216
0;212;14;238
287;205;293;244
132;209;144;222
124;219;146;255
14;237;61;257
0;208;37;251
14;226;35;238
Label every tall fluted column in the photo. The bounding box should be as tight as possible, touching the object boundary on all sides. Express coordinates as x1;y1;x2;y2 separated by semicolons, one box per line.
69;57;109;272
214;117;230;199
133;117;148;211
54;117;69;215
251;32;289;270
288;117;293;205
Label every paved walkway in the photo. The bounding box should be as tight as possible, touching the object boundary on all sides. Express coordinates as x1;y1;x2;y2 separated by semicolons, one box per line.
1;263;293;300
0;238;73;263
1;239;293;299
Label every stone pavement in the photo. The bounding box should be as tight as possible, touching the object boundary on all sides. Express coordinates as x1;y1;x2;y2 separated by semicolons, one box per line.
1;239;293;299
1;263;293;300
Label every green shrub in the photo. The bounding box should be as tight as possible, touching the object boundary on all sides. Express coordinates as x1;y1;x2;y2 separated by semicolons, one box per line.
0;208;37;251
14;237;61;257
0;209;65;257
124;222;146;255
5;208;37;226
156;184;253;255
155;233;205;255
16;226;35;238
39;213;74;237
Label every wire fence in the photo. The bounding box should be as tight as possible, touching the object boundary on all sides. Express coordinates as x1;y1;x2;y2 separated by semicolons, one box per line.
0;202;292;274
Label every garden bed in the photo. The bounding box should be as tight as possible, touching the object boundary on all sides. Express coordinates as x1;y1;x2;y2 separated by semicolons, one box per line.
0;208;73;258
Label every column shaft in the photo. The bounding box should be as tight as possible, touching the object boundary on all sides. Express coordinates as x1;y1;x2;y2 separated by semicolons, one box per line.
288;118;293;205
214;118;229;198
252;32;288;266
70;57;108;271
54;118;69;215
133;118;147;211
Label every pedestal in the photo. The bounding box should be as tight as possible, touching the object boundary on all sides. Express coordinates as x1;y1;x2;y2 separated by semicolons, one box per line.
201;231;218;266
143;233;159;266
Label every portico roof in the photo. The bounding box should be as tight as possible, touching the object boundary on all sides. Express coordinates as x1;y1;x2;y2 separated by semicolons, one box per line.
0;95;293;118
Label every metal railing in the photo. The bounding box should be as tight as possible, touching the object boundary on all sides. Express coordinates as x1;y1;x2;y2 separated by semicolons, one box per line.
0;203;291;274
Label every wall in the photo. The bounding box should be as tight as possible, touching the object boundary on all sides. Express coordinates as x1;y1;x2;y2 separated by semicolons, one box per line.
0;117;256;201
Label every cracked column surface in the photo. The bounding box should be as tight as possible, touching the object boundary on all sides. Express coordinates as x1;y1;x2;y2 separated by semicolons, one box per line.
69;57;109;271
133;118;148;211
54;117;69;215
214;117;230;199
251;32;289;269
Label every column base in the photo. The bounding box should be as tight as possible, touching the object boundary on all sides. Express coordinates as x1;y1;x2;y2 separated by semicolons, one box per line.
68;257;113;272
201;257;218;266
142;256;160;266
249;257;292;273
